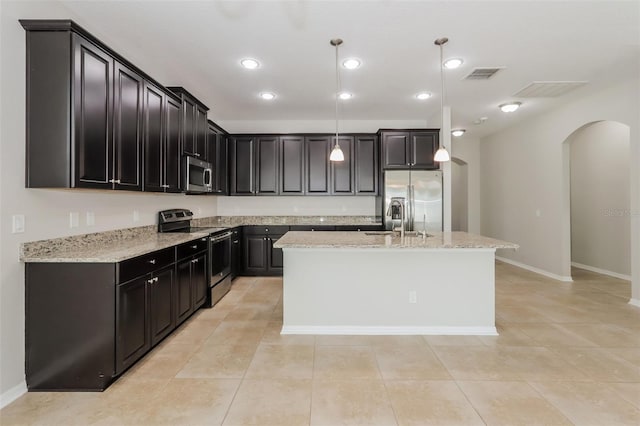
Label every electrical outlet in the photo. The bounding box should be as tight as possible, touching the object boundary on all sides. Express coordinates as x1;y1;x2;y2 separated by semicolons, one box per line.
69;212;79;228
409;290;417;304
86;211;95;227
133;210;140;222
12;214;25;233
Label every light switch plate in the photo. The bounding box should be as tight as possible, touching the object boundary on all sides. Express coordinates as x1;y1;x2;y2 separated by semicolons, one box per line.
86;211;95;227
69;212;79;228
12;214;25;233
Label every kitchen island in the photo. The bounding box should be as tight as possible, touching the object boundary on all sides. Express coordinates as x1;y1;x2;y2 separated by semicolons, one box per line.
274;231;518;336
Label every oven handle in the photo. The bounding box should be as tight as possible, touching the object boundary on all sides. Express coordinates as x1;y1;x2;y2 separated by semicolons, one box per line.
210;232;232;243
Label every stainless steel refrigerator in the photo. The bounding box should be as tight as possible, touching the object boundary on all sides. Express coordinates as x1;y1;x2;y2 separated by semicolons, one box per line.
384;170;443;233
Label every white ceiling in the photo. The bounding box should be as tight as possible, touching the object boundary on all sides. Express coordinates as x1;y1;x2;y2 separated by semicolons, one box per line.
60;0;640;137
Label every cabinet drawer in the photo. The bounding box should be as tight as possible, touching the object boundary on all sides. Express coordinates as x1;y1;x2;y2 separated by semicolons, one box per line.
119;247;174;283
243;225;289;236
289;225;336;232
177;237;209;260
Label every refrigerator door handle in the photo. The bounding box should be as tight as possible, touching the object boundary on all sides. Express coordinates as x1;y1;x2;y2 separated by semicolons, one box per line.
411;185;416;231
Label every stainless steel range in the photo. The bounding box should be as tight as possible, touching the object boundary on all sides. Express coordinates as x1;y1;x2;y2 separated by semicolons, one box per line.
158;209;232;307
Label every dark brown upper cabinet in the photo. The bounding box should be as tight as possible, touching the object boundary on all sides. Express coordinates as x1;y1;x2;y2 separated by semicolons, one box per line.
113;61;144;191
143;82;182;193
255;136;279;195
230;135;279;195
207;121;228;195
355;134;379;195
166;87;209;161
380;130;440;170
305;136;331;195
330;136;355;195
280;136;305;195
21;20;189;193
230;136;255;195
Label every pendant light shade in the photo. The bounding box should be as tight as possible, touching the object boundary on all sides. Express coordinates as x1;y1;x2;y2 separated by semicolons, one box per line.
330;38;344;162
434;37;451;163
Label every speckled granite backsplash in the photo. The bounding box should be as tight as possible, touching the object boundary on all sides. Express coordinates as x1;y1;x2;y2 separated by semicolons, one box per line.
21;225;157;260
194;215;381;226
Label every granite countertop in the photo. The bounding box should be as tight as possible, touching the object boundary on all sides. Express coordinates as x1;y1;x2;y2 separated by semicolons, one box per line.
21;232;210;263
194;215;382;227
274;231;519;250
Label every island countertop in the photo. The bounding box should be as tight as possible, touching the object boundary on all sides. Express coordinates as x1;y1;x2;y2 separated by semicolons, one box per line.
274;231;519;250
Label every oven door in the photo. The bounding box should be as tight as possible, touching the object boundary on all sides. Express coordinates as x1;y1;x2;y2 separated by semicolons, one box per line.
210;231;232;283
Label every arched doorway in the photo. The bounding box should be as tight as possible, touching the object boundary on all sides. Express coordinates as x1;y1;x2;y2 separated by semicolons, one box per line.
562;121;631;280
451;157;468;232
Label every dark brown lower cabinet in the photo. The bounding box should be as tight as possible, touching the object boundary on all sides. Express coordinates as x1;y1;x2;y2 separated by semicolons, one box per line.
176;251;207;326
242;226;288;276
25;241;208;391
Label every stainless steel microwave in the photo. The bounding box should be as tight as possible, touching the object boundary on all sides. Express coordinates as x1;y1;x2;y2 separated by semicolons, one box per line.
184;156;213;193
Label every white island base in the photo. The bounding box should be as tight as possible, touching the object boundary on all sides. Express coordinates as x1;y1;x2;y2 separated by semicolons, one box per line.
281;248;498;335
276;231;518;336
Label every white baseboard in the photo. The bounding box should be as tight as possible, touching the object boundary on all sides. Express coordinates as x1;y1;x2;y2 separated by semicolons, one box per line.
496;256;573;282
571;262;631;281
281;325;498;336
0;381;26;409
629;298;640;308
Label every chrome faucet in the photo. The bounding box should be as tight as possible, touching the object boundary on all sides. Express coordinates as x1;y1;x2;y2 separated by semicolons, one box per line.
386;197;405;238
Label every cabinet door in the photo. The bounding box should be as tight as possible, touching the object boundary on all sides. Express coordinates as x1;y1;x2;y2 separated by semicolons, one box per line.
149;266;174;346
207;124;219;192
72;35;113;189
410;131;439;169
280;136;304;194
165;96;182;192
268;235;284;275
217;135;229;195
143;82;164;192
381;132;410;169
191;254;207;309
181;97;196;156
256;136;279;194
195;106;208;160
305;136;331;194
330;136;355;195
355;135;378;195
231;136;255;195
113;62;143;191
243;235;268;275
176;259;193;326
116;275;150;374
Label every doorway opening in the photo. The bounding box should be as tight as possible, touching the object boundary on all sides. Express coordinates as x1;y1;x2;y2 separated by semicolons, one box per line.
562;120;631;281
451;157;468;232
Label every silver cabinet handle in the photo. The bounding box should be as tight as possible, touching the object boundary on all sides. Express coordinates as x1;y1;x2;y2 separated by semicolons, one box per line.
192;259;199;264
265;228;269;232
191;245;198;249
154;277;159;283
201;238;207;241
147;279;153;284
160;184;170;188
194;153;200;157
109;179;121;184
233;240;239;244
148;259;156;265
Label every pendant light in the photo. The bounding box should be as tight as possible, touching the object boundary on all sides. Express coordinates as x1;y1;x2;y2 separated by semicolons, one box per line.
434;37;451;163
329;38;345;162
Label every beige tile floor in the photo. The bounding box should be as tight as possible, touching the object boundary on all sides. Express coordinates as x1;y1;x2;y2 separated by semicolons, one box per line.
2;263;639;425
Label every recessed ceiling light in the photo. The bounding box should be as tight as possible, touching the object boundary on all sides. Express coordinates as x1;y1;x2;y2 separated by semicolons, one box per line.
342;58;361;69
339;92;353;100
451;129;466;137
259;92;276;100
443;58;463;69
499;102;522;113
415;92;432;100
240;58;260;69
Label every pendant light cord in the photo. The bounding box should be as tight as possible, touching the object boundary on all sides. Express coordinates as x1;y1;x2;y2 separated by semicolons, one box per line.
335;42;340;144
439;43;444;133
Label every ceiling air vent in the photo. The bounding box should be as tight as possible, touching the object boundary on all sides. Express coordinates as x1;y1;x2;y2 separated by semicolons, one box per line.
514;81;588;98
463;67;503;80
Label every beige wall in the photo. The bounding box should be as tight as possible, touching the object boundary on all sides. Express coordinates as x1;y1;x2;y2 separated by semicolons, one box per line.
569;121;630;277
452;137;481;234
217;196;376;216
480;78;638;298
